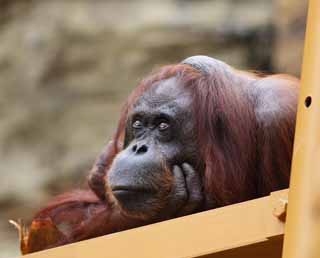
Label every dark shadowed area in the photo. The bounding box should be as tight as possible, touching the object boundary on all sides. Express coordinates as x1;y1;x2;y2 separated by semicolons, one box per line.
0;0;307;257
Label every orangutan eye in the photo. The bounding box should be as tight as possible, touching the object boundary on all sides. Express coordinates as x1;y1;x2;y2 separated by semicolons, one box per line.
158;122;169;131
132;120;143;129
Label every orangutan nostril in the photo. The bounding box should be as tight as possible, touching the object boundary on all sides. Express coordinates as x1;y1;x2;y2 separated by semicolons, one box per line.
136;145;148;154
132;144;148;154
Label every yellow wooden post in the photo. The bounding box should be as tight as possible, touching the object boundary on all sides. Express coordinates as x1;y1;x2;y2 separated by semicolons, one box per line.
282;1;320;258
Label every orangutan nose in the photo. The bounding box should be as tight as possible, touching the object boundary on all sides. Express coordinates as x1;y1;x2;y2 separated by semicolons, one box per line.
131;143;148;155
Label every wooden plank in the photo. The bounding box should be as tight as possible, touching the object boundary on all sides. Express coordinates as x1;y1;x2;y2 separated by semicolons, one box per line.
201;236;283;258
282;1;320;258
23;190;287;258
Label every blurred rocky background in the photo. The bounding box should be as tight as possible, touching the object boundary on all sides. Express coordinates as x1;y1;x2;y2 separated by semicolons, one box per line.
0;0;307;257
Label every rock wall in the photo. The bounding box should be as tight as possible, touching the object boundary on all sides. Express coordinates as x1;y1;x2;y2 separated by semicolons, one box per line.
273;0;308;76
0;1;307;257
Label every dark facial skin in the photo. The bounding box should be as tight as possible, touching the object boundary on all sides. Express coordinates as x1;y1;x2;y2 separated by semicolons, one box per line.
107;78;204;220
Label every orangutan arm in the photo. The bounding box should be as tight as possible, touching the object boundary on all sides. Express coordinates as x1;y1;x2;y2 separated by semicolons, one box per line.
87;141;118;200
19;190;145;254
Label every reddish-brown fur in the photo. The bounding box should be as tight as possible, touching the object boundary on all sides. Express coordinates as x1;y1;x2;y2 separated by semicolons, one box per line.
20;62;299;254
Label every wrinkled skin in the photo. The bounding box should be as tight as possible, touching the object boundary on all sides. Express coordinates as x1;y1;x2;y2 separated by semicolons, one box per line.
107;77;204;220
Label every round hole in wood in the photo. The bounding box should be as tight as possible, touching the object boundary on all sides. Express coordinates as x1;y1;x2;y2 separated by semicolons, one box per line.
305;96;312;108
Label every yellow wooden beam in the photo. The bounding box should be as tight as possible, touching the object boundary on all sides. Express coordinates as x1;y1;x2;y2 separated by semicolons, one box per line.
23;190;287;258
282;1;320;258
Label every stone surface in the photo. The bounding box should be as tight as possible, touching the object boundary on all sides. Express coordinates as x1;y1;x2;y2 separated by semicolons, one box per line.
0;1;306;257
273;0;308;76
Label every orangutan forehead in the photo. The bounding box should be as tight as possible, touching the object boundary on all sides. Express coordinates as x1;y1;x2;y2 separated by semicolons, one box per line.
132;77;192;114
153;77;185;96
